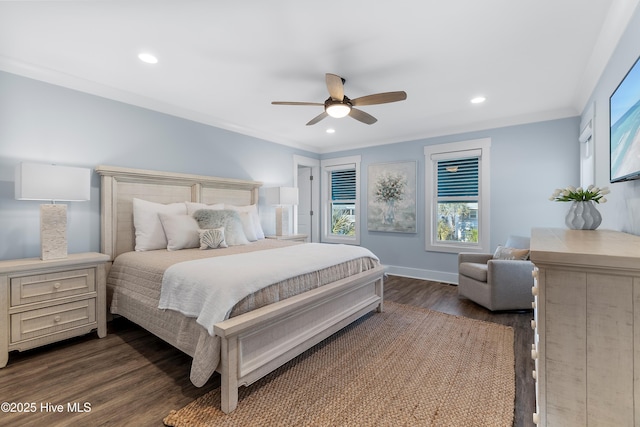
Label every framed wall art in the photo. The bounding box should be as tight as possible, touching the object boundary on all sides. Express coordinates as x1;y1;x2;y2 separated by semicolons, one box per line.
367;161;416;233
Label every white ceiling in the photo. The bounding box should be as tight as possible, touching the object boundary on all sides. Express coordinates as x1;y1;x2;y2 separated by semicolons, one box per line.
1;1;638;154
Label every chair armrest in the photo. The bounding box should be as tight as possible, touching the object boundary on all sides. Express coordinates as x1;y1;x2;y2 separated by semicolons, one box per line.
485;259;535;310
458;253;493;265
487;259;534;288
487;259;533;284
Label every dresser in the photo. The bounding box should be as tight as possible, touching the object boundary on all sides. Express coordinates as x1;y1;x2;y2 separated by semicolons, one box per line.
530;228;640;426
0;252;110;367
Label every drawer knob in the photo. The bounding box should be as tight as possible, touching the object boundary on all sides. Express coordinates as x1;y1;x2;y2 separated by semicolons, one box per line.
531;286;539;296
54;315;61;323
531;349;538;360
53;282;61;290
533;412;540;425
531;320;536;330
532;370;537;380
532;269;538;279
532;301;536;309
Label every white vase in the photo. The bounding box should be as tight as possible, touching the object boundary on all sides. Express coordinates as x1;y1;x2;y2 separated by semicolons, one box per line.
565;201;602;230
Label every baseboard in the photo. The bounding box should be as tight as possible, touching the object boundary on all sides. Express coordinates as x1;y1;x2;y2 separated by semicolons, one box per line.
383;265;458;285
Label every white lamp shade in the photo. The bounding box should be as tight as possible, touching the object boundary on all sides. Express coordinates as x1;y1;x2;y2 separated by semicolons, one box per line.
265;186;299;206
15;162;91;201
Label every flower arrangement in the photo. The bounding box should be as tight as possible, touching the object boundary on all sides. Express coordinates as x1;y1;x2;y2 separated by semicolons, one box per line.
374;173;406;203
549;185;610;204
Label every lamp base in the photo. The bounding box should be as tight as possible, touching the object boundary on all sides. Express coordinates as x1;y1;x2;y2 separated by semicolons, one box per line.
274;206;289;236
40;204;68;260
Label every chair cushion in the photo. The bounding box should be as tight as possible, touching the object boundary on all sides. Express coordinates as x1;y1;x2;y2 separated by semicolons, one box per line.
459;262;488;282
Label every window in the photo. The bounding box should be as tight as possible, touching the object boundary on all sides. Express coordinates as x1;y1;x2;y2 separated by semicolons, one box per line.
424;139;490;253
321;156;361;244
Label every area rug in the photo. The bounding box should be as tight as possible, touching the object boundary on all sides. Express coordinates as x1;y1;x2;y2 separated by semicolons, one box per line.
164;301;514;427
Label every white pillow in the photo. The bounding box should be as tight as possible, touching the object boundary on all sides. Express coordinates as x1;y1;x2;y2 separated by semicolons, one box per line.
158;213;200;251
237;211;258;241
185;202;224;215
133;198;187;251
227;204;265;239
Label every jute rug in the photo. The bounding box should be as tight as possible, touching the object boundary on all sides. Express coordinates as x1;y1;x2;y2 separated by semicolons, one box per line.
164;301;515;427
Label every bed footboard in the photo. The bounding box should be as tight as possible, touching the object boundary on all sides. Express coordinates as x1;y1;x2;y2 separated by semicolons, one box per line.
213;265;384;414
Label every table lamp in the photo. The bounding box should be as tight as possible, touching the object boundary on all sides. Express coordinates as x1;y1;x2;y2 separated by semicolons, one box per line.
265;187;298;236
15;162;91;260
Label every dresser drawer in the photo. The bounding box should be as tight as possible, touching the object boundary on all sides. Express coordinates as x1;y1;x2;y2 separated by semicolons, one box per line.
10;299;96;343
10;268;96;306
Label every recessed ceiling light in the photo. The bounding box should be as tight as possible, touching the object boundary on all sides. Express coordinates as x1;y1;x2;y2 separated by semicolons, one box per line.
470;96;486;104
138;52;158;64
326;128;336;134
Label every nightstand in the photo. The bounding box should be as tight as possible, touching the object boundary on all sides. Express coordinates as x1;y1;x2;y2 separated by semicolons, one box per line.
265;234;308;242
0;252;110;368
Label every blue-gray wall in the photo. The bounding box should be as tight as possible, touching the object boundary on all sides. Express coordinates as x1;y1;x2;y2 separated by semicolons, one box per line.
0;71;317;260
326;118;578;282
0;69;581;282
581;4;640;235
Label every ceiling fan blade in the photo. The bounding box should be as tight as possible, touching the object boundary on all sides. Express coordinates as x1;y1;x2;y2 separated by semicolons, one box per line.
349;108;377;125
325;73;344;101
272;101;324;106
351;91;407;106
306;111;328;126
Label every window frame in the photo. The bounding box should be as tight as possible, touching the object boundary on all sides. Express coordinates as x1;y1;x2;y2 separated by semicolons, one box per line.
320;155;361;245
424;139;491;253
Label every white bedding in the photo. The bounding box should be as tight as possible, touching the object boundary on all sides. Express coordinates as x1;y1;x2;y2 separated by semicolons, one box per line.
158;243;379;335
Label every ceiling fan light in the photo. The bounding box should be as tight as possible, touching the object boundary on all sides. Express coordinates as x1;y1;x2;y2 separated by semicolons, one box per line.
326;103;351;118
138;52;158;64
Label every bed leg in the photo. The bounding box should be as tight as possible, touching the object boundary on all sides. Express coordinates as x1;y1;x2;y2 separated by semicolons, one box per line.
219;336;239;414
376;276;384;313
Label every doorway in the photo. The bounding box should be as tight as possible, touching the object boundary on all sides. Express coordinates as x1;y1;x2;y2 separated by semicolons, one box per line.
293;155;320;242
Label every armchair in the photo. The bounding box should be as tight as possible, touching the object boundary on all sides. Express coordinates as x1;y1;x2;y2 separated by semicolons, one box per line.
457;235;534;311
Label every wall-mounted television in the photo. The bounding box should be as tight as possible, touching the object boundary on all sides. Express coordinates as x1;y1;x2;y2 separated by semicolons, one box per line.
610;54;640;183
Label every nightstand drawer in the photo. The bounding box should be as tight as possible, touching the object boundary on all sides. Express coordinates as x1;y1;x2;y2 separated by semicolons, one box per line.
10;268;96;306
10;299;96;343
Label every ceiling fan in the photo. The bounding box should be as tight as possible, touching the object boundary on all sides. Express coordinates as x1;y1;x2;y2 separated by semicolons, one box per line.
272;73;407;126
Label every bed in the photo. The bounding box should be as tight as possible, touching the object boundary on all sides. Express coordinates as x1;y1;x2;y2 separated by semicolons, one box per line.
96;165;384;414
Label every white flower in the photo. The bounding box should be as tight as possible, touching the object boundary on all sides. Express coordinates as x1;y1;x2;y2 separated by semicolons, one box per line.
549;184;609;204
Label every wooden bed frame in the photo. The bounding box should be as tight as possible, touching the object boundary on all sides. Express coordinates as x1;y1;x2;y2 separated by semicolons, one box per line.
96;165;384;413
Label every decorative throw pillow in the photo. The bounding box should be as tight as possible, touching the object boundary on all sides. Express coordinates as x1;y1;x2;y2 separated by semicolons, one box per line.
192;209;250;246
198;227;228;249
493;245;530;260
226;204;265;239
132;198;187;251
158;213;200;251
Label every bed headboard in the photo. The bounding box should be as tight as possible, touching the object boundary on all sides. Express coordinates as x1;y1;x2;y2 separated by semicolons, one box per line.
96;165;262;259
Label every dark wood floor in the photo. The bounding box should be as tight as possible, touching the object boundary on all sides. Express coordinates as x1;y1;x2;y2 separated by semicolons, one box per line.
0;275;534;427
